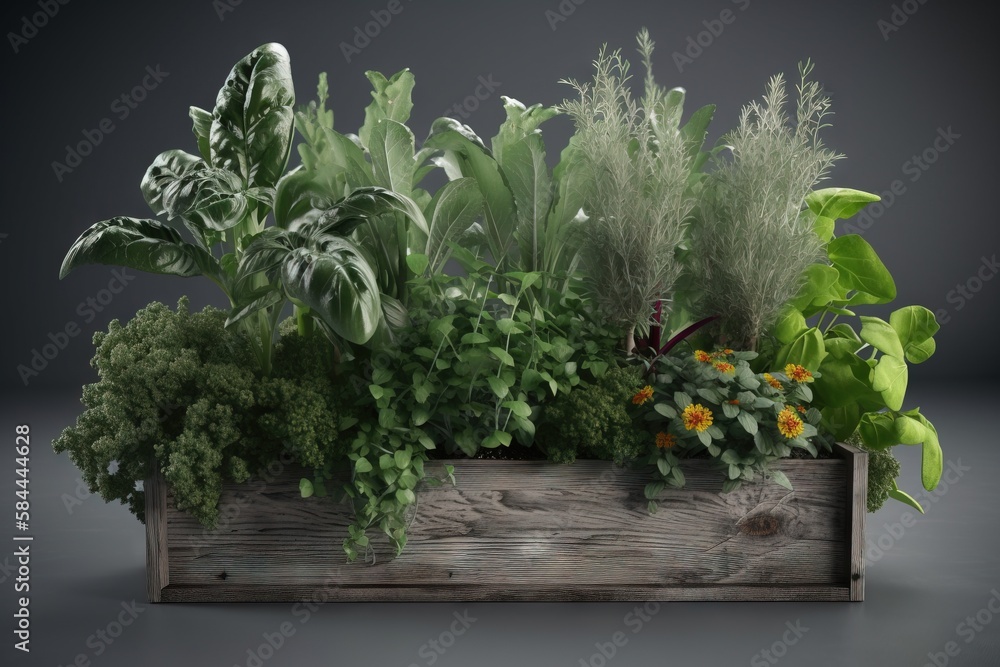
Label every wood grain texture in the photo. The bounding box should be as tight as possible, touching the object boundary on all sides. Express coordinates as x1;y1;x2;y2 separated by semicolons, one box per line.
144;461;168;603
838;442;868;601
145;443;865;603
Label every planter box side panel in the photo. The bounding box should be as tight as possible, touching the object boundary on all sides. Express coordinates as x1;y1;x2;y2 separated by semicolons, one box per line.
147;446;862;602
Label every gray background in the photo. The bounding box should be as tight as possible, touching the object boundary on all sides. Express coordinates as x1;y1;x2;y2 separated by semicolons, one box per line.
2;0;998;665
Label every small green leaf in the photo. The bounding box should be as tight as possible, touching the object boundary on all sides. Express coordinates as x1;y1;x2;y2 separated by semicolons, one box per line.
394;449;411;469
828;234;897;301
299;478;314;498
461;332;491;345
888;480;925;514
489;346;515;366
405;253;429;275
872;355;908;411
737;411;758;435
487;375;510;399
770;470;793;491
502;400;532;418
354;458;373;473
860;316;906;359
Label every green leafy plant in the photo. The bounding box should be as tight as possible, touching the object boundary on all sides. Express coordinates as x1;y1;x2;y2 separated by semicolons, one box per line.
537;365;647;465
423;95;590;302
319;252;620;560
60;44;296;374
690;60;839;350
52;299;349;526
850;432;902;513
768;187;942;511
636;349;829;512
560;30;714;353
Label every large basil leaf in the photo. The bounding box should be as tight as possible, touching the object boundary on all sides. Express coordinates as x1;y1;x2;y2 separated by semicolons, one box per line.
189;106;213;163
141;150;250;232
60;217;217;280
210;43;295;190
281;237;381;344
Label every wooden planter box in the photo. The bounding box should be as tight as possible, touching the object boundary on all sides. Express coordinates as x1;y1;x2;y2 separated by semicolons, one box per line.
145;443;866;603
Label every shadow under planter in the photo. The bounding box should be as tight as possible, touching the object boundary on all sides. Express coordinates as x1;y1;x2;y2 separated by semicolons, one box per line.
145;443;867;602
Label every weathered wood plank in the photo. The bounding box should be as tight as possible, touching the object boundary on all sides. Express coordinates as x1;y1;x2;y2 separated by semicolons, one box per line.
158;584;852;603
144;461;168;603
837;442;868;601
147;444;864;602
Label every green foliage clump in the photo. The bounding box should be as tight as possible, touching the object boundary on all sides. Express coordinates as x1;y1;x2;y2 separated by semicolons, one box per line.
635;349;830;509
692;61;839;349
53;299;272;526
851;433;902;513
257;323;348;469
52;300;350;528
538;365;647;466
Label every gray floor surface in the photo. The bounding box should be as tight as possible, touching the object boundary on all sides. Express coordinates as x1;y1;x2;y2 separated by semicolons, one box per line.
2;384;997;667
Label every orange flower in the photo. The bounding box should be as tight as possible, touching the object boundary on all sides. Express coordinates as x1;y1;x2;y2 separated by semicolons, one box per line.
777;406;805;439
713;361;736;374
784;364;814;383
763;373;783;390
682;404;714;432
796;405;807;414
694;350;713;363
655;432;676;449
728;399;741;405
632;385;654;405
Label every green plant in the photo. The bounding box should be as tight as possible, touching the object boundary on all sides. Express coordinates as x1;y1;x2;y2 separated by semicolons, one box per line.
691;60;839;350
559;30;714;352
318;253;621;560
768;188;942;511
636;349;829;512
537;365;647;465
850;432;902;513
60;44;296;374
52;298;352;527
